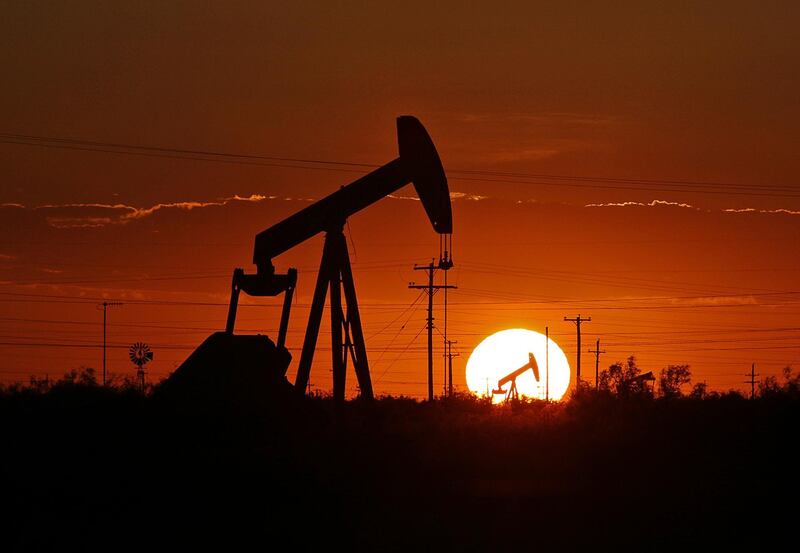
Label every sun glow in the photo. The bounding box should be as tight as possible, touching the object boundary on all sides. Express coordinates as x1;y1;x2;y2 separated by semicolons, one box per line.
466;329;571;402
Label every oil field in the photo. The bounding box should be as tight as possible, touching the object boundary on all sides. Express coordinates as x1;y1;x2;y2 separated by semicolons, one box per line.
3;3;800;551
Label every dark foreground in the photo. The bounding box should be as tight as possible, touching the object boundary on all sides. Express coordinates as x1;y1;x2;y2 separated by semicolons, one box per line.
3;385;798;552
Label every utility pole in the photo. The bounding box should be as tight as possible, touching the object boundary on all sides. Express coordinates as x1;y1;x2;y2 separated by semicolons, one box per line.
588;339;606;389
445;340;459;397
98;301;123;386
745;363;760;400
409;261;456;401
545;326;549;402
564;315;591;386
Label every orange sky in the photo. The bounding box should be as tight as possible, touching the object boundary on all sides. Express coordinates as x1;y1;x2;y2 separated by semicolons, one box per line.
2;2;799;398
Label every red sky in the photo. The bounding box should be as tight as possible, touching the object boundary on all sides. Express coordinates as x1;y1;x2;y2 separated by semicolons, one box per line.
2;2;799;397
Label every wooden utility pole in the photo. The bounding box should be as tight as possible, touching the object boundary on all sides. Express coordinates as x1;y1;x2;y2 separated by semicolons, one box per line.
588;339;606;389
409;261;456;401
545;326;549;402
745;363;760;400
564;315;591;386
99;301;123;386
446;340;459;397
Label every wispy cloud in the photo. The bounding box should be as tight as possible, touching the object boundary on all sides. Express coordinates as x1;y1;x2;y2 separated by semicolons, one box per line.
45;216;115;229
450;192;488;201
585;200;697;209
5;190;491;230
0;253;15;260
388;191;489;202
387;194;420;201
15;194;277;228
587;200;800;216
724;207;800;216
668;295;758;307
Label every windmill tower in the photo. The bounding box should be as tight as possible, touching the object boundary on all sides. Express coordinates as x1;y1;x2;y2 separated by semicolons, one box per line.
129;342;153;392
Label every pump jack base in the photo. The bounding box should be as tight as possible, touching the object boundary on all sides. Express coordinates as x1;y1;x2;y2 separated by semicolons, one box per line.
157;332;295;413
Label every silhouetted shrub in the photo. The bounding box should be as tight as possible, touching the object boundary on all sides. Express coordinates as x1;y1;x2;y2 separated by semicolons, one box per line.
659;364;692;398
758;365;799;400
597;355;653;398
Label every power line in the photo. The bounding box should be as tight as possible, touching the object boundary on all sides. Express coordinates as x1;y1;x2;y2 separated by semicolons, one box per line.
0;137;369;175
451;168;800;193
0;340;439;352
365;290;426;341
3;132;799;199
10;272;230;286
450;175;800;199
0;290;435;308
4;288;800;308
370;294;428;376
4;327;799;351
460;261;795;296
373;323;429;385
0;132;378;168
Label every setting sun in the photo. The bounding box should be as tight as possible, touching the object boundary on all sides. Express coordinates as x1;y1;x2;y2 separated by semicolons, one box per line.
466;329;571;402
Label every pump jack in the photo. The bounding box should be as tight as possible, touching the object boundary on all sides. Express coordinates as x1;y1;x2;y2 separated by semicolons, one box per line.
223;116;452;400
492;353;540;402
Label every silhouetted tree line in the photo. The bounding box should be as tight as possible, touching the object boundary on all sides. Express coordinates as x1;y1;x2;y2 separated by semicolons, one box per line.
592;355;694;399
758;365;800;399
2;366;153;397
3;361;800;551
581;355;798;401
3;359;800;402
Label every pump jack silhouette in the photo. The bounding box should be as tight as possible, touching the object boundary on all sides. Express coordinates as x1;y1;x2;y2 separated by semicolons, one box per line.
492;353;540;402
193;116;453;402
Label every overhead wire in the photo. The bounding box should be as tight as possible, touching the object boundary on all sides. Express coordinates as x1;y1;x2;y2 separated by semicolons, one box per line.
2;132;799;199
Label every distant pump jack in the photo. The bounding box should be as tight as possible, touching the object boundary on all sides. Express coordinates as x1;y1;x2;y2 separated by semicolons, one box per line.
492;353;540;403
223;116;453;401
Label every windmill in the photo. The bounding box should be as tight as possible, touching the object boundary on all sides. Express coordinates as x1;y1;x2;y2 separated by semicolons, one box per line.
129;342;153;391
